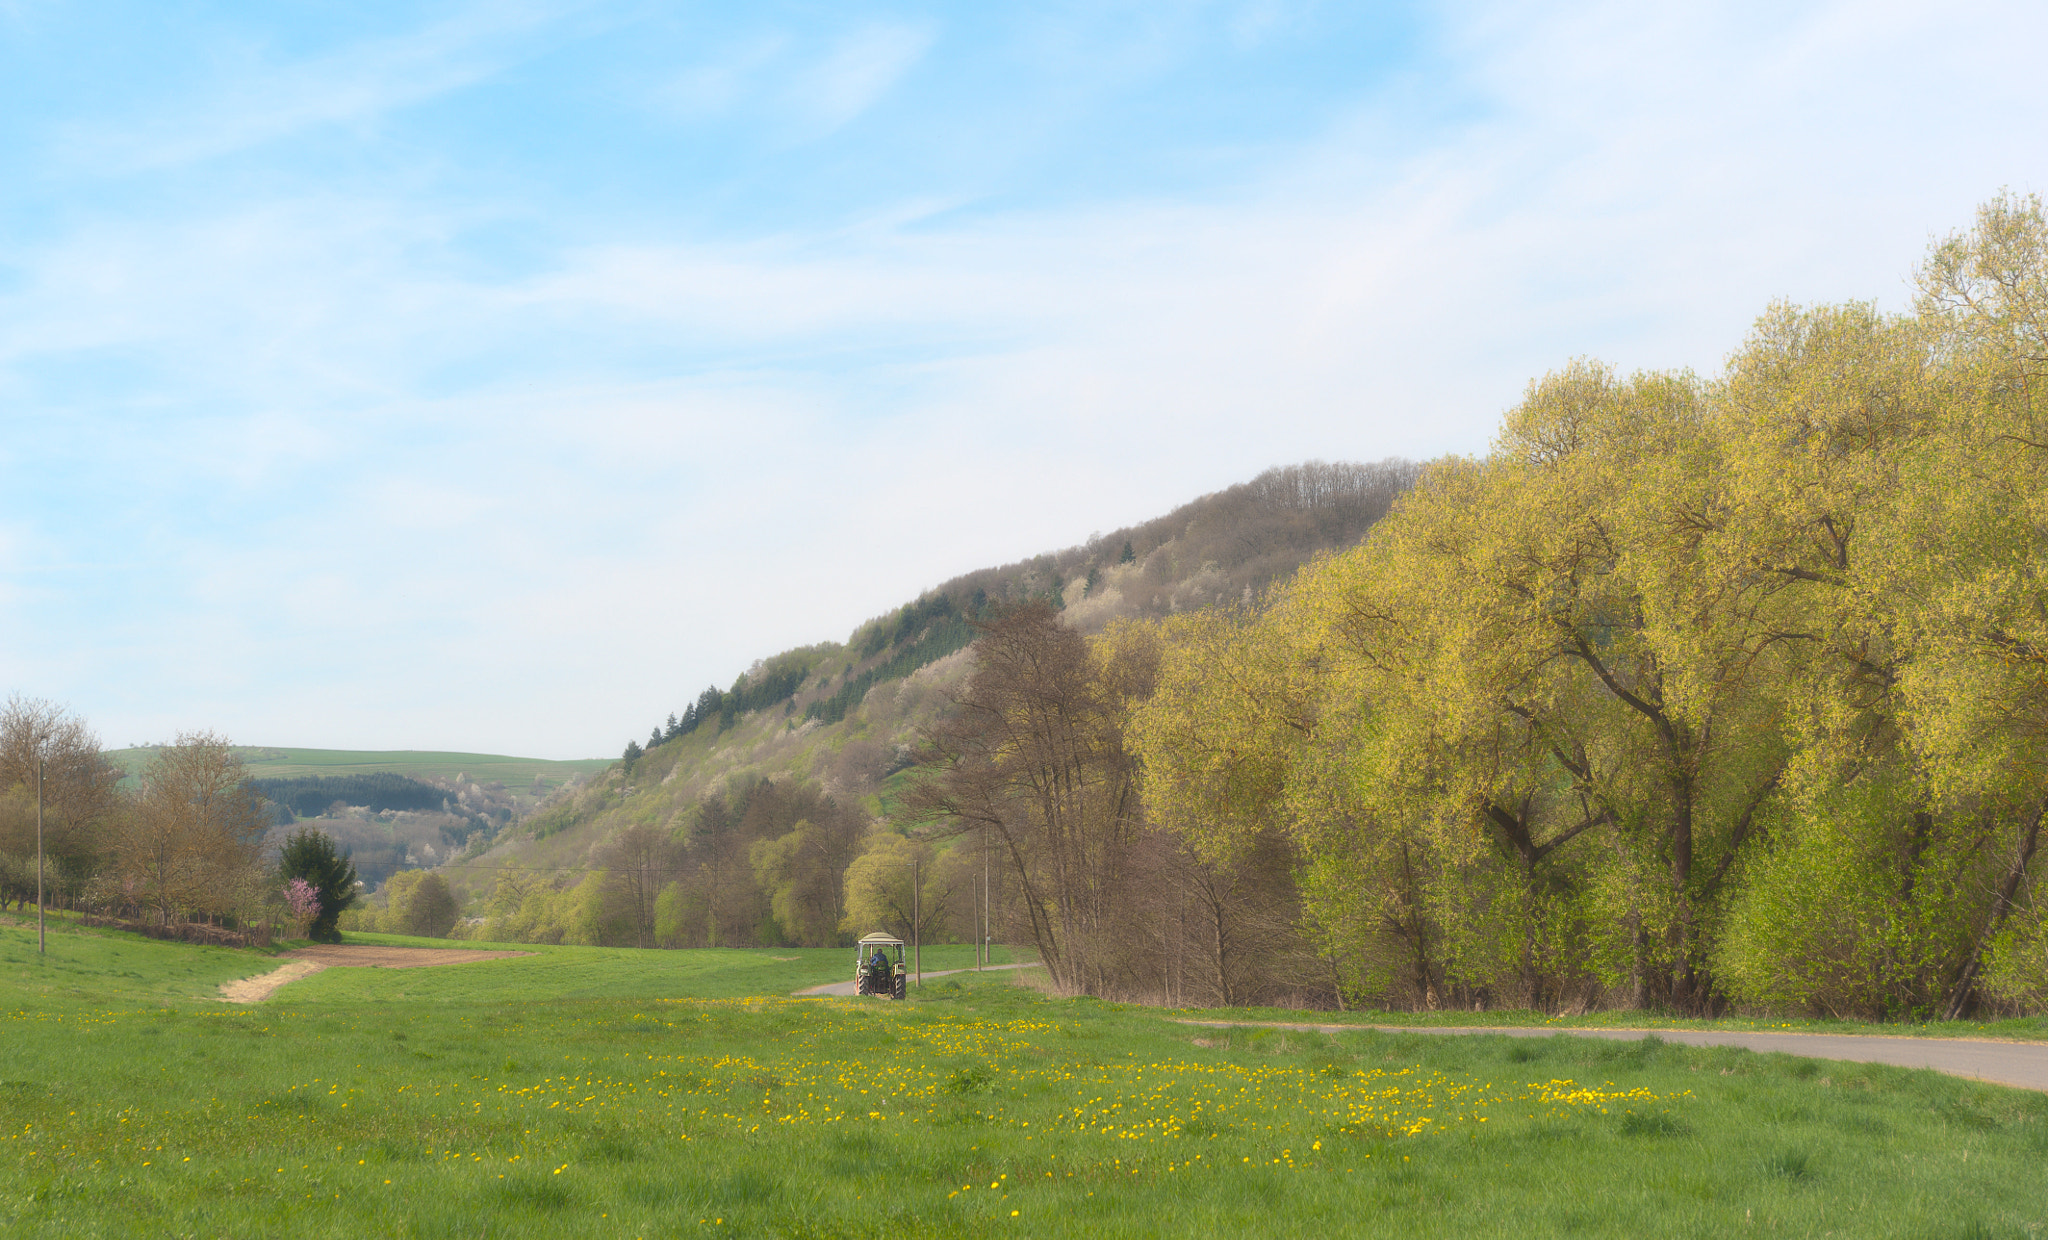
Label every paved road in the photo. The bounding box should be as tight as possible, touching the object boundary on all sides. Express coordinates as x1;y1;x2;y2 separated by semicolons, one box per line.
796;962;1042;997
1178;1020;2048;1092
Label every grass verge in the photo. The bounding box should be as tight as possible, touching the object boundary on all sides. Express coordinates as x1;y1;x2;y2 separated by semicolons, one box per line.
1174;1001;2048;1044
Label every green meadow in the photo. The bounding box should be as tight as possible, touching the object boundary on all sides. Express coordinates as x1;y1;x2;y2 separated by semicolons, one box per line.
3;919;2045;1238
102;746;612;792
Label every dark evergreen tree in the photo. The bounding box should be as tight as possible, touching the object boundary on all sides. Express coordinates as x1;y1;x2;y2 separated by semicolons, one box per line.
621;738;643;769
1119;539;1136;564
1084;565;1100;597
279;826;359;943
648;726;663;751
728;661;810;715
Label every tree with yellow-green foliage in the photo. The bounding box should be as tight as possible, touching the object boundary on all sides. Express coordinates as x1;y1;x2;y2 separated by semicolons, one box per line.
839;830;951;946
382;868;460;938
1128;194;2048;1018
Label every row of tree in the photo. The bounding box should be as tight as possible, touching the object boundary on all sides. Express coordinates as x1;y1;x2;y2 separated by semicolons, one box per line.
904;195;2048;1018
431;779;975;952
0;700;358;942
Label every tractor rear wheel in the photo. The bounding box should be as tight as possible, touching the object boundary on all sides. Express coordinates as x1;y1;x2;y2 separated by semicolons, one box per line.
892;974;907;1001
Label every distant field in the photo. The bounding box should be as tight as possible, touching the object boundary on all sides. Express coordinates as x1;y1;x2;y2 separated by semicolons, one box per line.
4;918;2047;1237
105;746;612;792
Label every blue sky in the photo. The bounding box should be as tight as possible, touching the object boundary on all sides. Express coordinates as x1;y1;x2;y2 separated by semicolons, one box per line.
2;0;2043;758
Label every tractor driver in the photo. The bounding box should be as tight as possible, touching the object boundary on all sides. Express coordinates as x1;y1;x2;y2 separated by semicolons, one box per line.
867;948;891;988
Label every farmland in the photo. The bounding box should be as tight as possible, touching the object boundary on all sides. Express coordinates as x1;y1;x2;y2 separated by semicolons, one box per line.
3;919;2046;1237
103;746;612;794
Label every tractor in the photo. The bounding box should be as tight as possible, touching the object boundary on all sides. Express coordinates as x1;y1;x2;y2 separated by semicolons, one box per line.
854;932;908;999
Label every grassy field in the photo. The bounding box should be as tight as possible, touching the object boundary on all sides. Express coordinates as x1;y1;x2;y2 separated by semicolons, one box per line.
103;746;613;792
4;921;2046;1237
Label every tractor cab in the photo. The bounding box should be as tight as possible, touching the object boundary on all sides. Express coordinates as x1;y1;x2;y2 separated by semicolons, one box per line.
854;933;908;1000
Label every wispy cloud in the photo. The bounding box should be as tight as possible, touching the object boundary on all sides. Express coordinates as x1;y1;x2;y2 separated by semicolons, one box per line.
652;19;936;139
803;21;935;132
653;34;790;120
58;2;569;173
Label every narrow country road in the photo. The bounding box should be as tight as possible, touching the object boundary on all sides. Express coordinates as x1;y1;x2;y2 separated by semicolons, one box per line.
1178;1020;2048;1093
796;962;1042;997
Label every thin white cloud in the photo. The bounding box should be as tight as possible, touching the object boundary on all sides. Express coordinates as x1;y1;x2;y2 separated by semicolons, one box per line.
649;20;935;138
799;21;936;133
58;2;569;173
653;34;790;120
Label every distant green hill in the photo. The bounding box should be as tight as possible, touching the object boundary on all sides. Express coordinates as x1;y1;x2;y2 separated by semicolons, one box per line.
106;746;610;793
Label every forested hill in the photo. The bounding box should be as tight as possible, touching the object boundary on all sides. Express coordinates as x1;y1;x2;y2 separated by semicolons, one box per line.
641;458;1418;741
406;459;1415;933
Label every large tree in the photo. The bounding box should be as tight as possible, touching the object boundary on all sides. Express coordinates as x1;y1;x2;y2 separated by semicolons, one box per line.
0;696;119;910
597;821;683;949
113;733;269;927
280;826;360;942
749;786;866;947
905;602;1150;994
839;831;951;946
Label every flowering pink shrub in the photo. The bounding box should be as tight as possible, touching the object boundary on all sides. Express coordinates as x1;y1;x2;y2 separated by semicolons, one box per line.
285;878;321;936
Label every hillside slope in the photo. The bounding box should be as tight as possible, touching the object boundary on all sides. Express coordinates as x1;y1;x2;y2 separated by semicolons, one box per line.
410;459;1417;929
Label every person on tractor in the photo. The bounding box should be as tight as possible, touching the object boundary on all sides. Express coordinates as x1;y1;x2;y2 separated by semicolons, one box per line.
866;949;891;993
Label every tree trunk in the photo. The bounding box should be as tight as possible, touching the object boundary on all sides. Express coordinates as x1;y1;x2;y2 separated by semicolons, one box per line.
1942;800;2045;1020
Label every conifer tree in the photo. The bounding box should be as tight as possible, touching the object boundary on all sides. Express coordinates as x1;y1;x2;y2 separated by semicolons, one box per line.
279;826;359;943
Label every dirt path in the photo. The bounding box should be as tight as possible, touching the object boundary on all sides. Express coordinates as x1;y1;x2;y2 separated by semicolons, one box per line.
1175;1019;2048;1093
218;960;328;1002
795;962;1041;997
218;945;533;1003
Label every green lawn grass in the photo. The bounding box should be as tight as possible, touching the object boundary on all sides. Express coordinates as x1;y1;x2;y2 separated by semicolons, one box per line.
4;919;2044;1237
294;935;1025;1004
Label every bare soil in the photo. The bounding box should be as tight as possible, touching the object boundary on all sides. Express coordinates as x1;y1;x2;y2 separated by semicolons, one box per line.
218;945;532;1003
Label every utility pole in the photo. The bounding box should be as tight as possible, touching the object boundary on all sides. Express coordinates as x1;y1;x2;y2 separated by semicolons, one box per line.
982;830;990;970
36;759;46;956
911;858;921;988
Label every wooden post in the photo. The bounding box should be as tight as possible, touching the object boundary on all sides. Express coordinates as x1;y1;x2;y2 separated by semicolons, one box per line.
36;759;45;956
